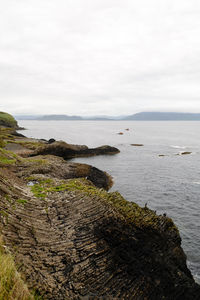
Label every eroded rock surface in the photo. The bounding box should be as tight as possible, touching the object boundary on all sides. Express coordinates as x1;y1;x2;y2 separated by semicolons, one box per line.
0;161;200;299
0;128;200;299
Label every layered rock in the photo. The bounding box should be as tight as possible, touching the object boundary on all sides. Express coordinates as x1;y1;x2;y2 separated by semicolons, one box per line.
0;158;200;299
0;125;200;299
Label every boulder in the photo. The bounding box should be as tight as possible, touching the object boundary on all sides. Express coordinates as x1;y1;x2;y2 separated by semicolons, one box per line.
180;151;192;155
48;138;56;144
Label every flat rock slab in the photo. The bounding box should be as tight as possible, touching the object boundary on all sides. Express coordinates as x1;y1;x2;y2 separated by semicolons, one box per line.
130;143;144;146
5;142;27;152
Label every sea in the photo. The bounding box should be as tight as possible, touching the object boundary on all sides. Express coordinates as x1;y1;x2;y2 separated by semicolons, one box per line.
18;120;200;283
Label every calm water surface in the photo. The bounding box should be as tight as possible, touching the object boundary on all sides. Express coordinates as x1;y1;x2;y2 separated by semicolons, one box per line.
19;120;200;282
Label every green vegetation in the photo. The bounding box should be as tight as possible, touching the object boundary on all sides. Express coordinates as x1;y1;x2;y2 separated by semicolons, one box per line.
0;237;33;300
0;112;18;129
29;177;96;200
0;127;15;148
27;177;178;234
29;178;53;200
0;141;47;167
16;199;28;205
0;148;17;166
0;139;5;148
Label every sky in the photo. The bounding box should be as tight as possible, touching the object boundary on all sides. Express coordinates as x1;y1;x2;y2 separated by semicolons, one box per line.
0;0;200;116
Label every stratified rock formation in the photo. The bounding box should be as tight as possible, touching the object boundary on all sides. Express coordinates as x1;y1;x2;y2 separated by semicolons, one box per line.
29;141;120;159
0;123;200;299
1;166;200;300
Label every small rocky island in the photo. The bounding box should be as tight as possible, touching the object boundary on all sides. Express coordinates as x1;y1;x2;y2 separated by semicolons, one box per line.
0;112;200;299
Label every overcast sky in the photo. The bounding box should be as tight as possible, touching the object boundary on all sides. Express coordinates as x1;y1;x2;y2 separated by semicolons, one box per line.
0;0;200;116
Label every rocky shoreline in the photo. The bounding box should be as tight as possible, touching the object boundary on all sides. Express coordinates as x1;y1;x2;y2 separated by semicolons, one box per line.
0;121;200;299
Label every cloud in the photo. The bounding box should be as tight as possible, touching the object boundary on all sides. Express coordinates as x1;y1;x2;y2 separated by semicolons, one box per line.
0;0;200;115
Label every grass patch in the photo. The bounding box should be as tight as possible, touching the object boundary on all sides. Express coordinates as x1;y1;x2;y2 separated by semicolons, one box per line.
0;127;15;148
29;178;53;200
27;177;178;234
27;178;178;233
51;178;179;233
0;148;17;166
0;148;25;166
0;157;16;165
0;237;34;300
16;199;28;205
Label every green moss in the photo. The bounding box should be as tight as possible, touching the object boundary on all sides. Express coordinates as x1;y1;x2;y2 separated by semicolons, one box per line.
28;178;52;199
0;149;17;166
31;187;46;200
16;199;28;205
53;178;179;234
27;177;178;234
0;148;25;166
0;157;16;165
29;178;88;200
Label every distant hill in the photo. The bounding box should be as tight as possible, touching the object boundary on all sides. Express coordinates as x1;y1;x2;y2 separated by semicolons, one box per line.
37;115;83;120
15;114;114;121
15;114;83;120
15;115;42;120
124;112;200;121
15;112;200;121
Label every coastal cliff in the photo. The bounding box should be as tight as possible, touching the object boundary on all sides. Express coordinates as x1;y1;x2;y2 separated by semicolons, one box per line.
0;117;200;299
0;112;19;129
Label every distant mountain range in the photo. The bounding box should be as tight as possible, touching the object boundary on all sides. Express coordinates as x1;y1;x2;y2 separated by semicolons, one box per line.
124;112;200;120
15;112;200;121
15;114;119;121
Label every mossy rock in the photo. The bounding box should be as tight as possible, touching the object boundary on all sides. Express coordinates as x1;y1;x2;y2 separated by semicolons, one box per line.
0;112;18;129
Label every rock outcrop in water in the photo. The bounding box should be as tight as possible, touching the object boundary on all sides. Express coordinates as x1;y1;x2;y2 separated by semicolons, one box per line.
0;124;200;299
131;143;144;147
30;141;120;159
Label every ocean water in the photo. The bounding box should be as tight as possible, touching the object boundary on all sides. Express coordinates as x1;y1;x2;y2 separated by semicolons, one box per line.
19;120;200;282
